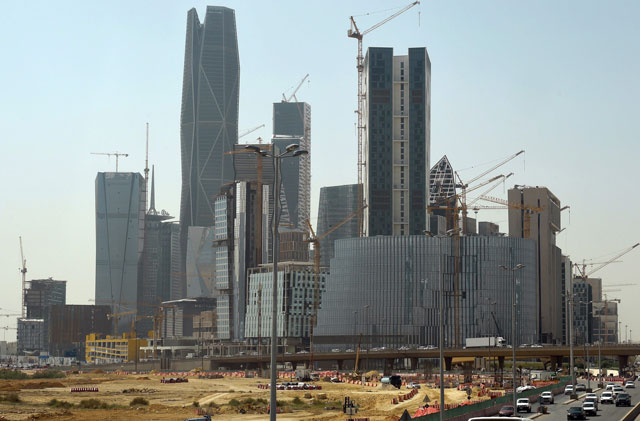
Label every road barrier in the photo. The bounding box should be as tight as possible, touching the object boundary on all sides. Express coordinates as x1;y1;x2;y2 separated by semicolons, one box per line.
70;387;98;392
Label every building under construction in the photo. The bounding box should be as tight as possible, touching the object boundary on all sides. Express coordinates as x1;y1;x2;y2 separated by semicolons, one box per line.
47;304;111;358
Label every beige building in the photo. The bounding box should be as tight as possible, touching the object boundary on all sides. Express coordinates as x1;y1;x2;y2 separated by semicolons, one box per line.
508;186;563;344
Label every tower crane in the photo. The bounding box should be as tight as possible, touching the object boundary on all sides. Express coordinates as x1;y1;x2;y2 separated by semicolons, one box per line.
305;203;367;367
574;243;639;280
282;74;309;103
18;237;27;318
477;195;543;238
348;1;420;236
90;151;129;172
107;311;136;336
239;124;266;140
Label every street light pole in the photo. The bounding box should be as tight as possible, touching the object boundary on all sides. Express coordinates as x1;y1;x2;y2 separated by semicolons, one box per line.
500;263;524;411
246;143;307;421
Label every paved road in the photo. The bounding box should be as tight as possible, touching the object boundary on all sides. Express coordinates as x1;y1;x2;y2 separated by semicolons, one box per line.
513;382;640;420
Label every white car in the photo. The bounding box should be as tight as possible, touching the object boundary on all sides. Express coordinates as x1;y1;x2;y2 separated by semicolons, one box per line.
600;391;614;404
625;381;635;389
612;385;624;397
564;384;574;395
516;398;531;413
539;391;554;404
584;396;598;411
583;401;597;416
516;385;536;393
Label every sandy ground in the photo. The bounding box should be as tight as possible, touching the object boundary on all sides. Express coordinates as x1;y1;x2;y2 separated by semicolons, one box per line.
0;372;490;420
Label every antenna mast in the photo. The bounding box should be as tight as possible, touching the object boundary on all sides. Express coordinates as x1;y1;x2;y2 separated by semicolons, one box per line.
144;123;150;211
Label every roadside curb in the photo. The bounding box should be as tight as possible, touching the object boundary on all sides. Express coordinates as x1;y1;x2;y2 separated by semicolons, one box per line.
563;388;602;405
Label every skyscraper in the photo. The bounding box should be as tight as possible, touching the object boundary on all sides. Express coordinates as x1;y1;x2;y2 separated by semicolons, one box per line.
363;47;431;236
272;101;311;232
180;6;240;293
95;172;145;333
316;184;360;268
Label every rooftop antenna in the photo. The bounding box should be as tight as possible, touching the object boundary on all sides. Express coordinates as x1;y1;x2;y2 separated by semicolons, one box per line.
144;122;150;211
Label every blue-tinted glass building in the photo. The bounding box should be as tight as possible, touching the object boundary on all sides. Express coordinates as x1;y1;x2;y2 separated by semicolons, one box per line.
95;172;145;333
363;47;430;237
180;6;240;295
316;184;360;268
314;235;538;350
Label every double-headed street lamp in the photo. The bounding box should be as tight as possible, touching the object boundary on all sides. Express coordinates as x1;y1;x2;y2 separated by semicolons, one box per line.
245;142;308;421
424;227;460;421
499;263;525;411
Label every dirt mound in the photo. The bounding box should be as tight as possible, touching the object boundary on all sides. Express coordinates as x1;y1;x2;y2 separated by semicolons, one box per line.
91;369;105;374
136;376;150;380
0;380;65;391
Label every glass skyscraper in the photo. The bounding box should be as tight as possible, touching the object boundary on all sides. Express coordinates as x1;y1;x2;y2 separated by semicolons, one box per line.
180;6;240;294
316;184;360;268
95;172;145;333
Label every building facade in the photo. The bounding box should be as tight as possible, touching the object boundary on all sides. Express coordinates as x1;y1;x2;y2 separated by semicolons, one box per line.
179;6;240;296
244;262;327;350
24;278;66;319
272;101;311;232
95;172;145;333
508;186;563;344
47;305;111;357
428;155;456;231
17;319;45;354
314;235;538;350
572;281;593;344
316;184;360;268
592;301;619;344
363;47;431;237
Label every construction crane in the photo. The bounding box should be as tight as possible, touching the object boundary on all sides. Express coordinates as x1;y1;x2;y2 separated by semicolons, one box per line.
239;124;265;140
282;74;309;102
305;203;368;367
574;243;639;280
90;151;129;172
18;237;27;318
477;195;543;238
107;310;136;336
348;1;420;236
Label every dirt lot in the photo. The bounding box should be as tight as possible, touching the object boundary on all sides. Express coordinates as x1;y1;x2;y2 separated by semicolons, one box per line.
0;372;487;420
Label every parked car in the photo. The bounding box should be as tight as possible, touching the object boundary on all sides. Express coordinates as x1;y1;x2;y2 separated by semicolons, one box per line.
600;391;614;404
540;391;554;404
516;398;531;413
406;382;421;389
498;405;515;417
582;401;596;416
616;392;632;407
567;406;586;420
564;384;574;395
625;381;635;388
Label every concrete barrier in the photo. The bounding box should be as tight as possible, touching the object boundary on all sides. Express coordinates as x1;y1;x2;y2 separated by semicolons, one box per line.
621;400;640;421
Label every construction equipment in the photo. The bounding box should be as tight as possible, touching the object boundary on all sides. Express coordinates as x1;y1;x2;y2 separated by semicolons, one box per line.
477;195;543;238
348;1;420;236
352;333;363;378
305;203;368;367
282;74;309;103
107;310;136;336
574;243;639;280
90;151;129;172
239;124;266;140
18;237;27;318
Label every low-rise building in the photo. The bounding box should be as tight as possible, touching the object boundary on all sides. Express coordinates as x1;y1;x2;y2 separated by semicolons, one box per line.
85;333;148;363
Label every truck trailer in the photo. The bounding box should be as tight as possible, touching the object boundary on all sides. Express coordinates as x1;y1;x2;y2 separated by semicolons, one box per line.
464;337;506;348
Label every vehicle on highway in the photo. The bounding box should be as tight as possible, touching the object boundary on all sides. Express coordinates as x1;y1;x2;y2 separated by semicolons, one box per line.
575;383;586;392
468;417;529;421
625;380;635;388
331;348;340;352
516;398;531;413
516;385;536;393
615;392;632;407
398;346;410;351
612;385;624;397
498;405;515;417
417;345;437;350
539;391;554;404
567;406;586;420
465;336;507;348
530;343;543;348
600;391;614;404
564;384;574;395
605;383;617;391
582;401;596;416
345;348;354;352
584;395;598;410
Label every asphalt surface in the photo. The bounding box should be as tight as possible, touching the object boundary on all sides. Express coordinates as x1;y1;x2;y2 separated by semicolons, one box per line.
508;381;640;420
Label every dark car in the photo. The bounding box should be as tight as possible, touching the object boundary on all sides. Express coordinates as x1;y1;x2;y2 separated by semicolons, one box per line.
498;405;515;417
567;406;586;420
616;392;632;407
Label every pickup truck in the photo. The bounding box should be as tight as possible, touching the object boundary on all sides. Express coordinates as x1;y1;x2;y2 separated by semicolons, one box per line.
516;398;531;413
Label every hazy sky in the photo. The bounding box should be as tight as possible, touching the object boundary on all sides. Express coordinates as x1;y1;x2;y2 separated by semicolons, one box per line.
1;1;638;342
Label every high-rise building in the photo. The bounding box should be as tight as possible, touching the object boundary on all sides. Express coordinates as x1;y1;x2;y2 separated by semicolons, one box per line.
508;186;563;343
24;278;66;319
95;172;145;333
363;47;431;236
572;281;593;344
272;101;311;232
316;184;360;268
140;168;180;334
179;6;240;294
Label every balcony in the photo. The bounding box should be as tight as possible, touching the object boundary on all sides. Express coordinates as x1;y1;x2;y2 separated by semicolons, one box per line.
393;184;408;190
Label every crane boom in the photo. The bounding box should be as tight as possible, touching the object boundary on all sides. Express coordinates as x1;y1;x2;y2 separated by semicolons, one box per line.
468;173;513;208
283;74;309;102
239;124;265;139
585;243;639;278
464;150;524;187
90;151;129;172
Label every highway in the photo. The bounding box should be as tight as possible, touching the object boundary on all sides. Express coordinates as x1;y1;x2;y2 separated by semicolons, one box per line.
510;381;640;420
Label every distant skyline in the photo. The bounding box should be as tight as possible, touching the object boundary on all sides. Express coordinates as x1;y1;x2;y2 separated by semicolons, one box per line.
1;1;638;342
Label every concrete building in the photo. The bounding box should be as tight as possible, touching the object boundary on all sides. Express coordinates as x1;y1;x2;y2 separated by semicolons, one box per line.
592;301;619;344
47;305;111;358
316;184;360;268
85;333;148;364
17;319;45;354
161;298;216;340
179;6;240;297
95;172;145;333
478;222;501;237
429;156;456;231
315;235;538;350
363;47;431;236
244;262;327;351
508;186;563;344
272;101;311;232
572;281;593;344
